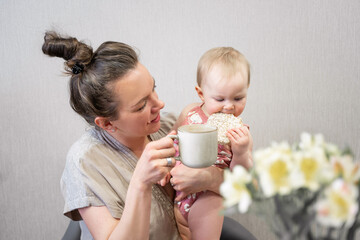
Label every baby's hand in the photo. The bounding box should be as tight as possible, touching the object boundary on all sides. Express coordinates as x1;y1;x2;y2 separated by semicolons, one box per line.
227;126;250;154
157;172;171;186
227;126;253;169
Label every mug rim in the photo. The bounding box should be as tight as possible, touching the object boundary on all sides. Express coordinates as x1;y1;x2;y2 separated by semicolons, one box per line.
178;124;217;133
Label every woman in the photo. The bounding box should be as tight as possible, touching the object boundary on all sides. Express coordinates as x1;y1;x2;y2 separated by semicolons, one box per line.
42;31;224;239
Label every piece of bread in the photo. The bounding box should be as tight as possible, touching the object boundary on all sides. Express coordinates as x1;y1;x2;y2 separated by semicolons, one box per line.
206;113;243;145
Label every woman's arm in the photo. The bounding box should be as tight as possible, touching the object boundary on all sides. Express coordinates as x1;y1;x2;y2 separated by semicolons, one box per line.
79;137;176;239
80;179;153;240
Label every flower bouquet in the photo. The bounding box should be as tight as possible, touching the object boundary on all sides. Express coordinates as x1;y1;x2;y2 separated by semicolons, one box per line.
220;133;360;240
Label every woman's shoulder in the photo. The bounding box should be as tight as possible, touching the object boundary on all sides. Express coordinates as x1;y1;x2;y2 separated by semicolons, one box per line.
64;128;115;172
62;128;130;188
67;130;102;159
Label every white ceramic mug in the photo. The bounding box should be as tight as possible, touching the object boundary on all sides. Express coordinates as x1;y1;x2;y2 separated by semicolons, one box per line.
169;124;218;168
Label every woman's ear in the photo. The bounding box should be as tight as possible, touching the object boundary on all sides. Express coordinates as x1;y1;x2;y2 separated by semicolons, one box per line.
195;85;205;102
94;117;113;131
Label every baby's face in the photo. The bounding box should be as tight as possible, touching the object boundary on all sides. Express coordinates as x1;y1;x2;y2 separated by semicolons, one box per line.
198;65;248;117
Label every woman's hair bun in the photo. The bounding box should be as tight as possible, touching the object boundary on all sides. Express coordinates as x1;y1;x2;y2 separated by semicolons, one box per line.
42;31;93;71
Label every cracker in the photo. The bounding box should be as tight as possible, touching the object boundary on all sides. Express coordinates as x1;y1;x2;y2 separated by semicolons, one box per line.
207;113;243;145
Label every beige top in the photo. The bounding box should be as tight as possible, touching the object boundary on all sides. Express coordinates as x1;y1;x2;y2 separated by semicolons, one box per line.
60;112;181;240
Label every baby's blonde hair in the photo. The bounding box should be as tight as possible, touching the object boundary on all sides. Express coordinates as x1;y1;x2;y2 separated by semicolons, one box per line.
196;47;250;87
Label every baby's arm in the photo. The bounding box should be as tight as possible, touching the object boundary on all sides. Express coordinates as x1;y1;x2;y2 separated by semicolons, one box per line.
227;126;253;170
171;102;202;131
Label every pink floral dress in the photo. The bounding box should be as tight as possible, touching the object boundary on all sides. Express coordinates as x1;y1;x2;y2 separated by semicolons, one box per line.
175;105;232;220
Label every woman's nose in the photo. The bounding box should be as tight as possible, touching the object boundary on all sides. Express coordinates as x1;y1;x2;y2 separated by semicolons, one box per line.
151;93;164;112
156;99;165;110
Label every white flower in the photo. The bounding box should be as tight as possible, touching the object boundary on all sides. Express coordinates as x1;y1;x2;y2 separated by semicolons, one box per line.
315;179;359;227
299;132;324;150
254;141;292;166
292;146;333;191
299;132;340;156
220;166;252;213
331;155;360;184
324;142;341;156
254;142;296;197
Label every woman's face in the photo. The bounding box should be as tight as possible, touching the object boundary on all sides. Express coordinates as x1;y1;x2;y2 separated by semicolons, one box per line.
110;63;164;139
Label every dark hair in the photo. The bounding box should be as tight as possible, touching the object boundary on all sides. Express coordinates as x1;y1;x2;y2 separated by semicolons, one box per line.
42;31;138;126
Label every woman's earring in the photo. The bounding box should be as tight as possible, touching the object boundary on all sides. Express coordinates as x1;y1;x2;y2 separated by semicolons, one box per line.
111;128;116;133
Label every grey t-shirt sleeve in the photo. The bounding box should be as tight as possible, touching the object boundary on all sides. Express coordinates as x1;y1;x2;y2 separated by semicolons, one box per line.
60;134;105;220
60;132;130;220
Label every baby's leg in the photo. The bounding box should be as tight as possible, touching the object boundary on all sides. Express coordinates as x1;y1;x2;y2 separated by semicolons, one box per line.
188;191;224;240
174;204;191;240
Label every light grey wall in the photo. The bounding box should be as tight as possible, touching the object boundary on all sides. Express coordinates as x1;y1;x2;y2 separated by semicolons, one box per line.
1;1;359;239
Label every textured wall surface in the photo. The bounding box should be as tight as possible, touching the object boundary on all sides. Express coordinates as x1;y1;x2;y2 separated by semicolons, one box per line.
1;0;359;239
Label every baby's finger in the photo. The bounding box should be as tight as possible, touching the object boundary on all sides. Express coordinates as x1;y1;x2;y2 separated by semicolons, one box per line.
158;177;167;186
165;172;171;182
226;129;241;141
233;127;246;137
159;173;173;187
239;126;250;135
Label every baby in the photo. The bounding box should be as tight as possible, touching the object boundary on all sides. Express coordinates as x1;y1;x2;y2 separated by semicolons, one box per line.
170;47;253;239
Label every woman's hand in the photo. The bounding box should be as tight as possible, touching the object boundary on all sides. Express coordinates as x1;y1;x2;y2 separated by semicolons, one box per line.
133;135;176;189
170;164;224;201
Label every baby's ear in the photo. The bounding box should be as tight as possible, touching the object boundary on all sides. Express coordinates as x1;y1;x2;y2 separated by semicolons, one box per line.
195;86;205;102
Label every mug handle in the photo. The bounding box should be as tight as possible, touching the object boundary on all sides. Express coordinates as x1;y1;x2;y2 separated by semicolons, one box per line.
168;135;181;161
168;135;178;140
